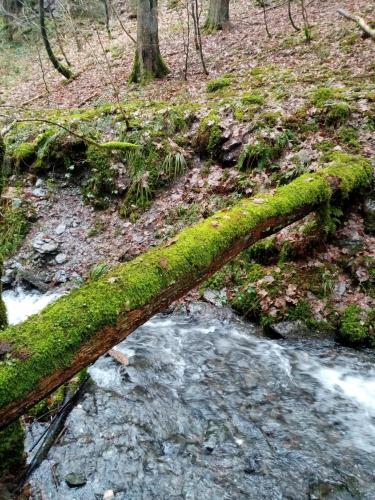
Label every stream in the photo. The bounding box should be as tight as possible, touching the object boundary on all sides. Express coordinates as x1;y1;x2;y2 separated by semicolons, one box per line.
3;288;375;499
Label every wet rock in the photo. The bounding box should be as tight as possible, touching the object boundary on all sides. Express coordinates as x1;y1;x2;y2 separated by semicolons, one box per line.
55;253;68;265
202;288;227;308
268;320;310;339
18;268;50;292
1;267;15;287
54;270;68;283
32;234;59;255
55;223;66;235
65;472;87;488
363;196;375;234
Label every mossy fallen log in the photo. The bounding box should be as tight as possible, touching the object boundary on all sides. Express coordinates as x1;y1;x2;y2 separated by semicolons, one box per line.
0;152;372;429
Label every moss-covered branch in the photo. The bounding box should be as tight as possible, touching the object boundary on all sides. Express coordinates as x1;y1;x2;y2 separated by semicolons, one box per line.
0;153;372;429
8;118;138;152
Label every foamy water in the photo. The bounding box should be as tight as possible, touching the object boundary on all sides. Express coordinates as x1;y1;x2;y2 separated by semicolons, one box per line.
3;286;61;325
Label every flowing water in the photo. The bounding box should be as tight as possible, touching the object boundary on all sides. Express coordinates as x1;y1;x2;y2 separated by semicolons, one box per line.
3;290;375;499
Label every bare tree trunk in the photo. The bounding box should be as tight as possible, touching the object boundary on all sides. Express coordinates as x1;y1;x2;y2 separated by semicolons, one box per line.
287;0;300;32
129;0;169;83
39;0;73;79
102;0;111;37
204;0;229;32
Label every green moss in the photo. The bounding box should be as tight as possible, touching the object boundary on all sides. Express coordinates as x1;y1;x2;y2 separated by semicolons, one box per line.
257;111;282;128
194;111;223;159
241;92;265;106
312;87;344;108
207;77;232;93
0;419;25;475
323;102;351;126
0;158;371;415
339;305;369;346
12;141;37;166
82;146;115;209
99;141;138;151
0;205;29;262
237;130;293;171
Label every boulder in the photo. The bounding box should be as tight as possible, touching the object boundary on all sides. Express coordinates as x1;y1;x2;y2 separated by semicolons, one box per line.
32;234;59;255
268;320;310;340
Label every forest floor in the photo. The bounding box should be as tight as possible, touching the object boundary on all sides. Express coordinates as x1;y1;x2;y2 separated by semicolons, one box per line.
0;0;374;341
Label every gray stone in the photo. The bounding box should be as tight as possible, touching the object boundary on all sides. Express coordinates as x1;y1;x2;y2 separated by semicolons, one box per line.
55;253;68;265
55;223;66;235
32;234;59;255
363;196;375;234
18;268;50;292
296;149;313;165
54;270;68;283
11;198;22;209
337;231;364;255
32;188;46;198
65;472;87;488
35;178;44;188
268;320;309;339
203;288;227;308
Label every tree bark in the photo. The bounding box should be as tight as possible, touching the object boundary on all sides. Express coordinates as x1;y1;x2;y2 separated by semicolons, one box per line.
0;156;372;429
129;0;169;83
39;0;73;80
204;0;230;32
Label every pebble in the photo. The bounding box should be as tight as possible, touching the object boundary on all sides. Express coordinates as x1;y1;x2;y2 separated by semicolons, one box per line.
103;490;115;499
55;223;66;235
55;253;68;265
65;472;87;488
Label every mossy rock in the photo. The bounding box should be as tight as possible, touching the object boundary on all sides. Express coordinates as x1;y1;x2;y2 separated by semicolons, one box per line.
237;130;293;171
193;112;224;159
339;305;372;346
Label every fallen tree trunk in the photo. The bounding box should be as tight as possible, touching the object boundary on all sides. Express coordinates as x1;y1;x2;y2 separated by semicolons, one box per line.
337;9;375;40
0;152;372;429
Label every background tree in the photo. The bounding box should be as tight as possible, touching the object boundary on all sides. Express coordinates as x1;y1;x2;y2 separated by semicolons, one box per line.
1;0;22;41
129;0;169;83
39;0;73;79
204;0;229;32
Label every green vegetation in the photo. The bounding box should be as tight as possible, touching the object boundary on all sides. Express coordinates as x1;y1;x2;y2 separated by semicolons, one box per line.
241;92;265;106
0;419;25;475
0;204;29;262
339;305;369;346
194;111;223;159
237;130;294;171
207;76;232;93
